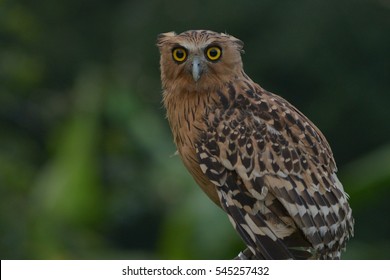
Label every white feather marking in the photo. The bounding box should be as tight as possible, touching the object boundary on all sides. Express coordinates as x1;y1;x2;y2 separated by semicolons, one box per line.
305;226;317;236
221;158;234;170
248;187;268;201
241;224;257;241
266;124;281;135
200;164;208;173
199;152;208;159
318;226;328;236
308;205;319;217
319;205;330;217
276;170;288;178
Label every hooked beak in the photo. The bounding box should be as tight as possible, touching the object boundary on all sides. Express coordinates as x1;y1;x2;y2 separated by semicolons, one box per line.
191;56;202;82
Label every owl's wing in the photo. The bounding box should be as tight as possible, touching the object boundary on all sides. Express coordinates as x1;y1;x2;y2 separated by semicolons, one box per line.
195;84;353;259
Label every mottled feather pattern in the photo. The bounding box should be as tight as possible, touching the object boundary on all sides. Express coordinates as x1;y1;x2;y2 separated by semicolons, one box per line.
158;30;354;259
195;80;353;259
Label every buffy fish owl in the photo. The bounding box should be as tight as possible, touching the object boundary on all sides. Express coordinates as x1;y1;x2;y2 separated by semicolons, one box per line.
157;30;354;259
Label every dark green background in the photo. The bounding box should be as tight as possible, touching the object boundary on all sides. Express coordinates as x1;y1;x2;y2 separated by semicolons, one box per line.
1;0;389;259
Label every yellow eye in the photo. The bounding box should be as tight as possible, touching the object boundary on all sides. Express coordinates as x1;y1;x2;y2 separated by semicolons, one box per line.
172;47;187;63
205;46;222;61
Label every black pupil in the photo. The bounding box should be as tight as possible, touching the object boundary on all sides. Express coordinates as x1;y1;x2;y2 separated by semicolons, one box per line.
210;49;218;57
176;49;184;59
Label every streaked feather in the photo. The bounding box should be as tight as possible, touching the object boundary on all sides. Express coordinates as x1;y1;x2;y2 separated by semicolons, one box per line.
158;30;354;259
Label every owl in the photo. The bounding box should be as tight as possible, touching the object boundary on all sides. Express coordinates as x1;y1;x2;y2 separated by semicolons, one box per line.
157;30;354;259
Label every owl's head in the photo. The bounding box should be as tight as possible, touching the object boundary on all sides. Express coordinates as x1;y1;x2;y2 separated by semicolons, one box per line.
157;30;244;92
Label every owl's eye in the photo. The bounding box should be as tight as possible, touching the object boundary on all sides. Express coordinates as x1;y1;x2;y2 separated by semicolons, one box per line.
205;46;222;61
172;47;187;63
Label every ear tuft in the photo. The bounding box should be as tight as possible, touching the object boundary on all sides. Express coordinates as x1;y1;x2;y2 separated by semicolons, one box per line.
231;36;244;53
220;32;244;53
157;31;177;48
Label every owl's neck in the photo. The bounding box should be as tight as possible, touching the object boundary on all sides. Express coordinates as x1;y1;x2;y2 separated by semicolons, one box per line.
163;87;210;148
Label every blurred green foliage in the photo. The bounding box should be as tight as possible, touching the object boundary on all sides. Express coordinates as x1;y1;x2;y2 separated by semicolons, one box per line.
1;0;389;259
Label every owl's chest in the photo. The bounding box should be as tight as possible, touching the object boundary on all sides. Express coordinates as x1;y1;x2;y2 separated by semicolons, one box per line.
166;96;221;205
168;99;207;170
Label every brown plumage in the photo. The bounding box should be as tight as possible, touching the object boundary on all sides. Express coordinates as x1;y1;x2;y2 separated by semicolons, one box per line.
157;30;354;259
